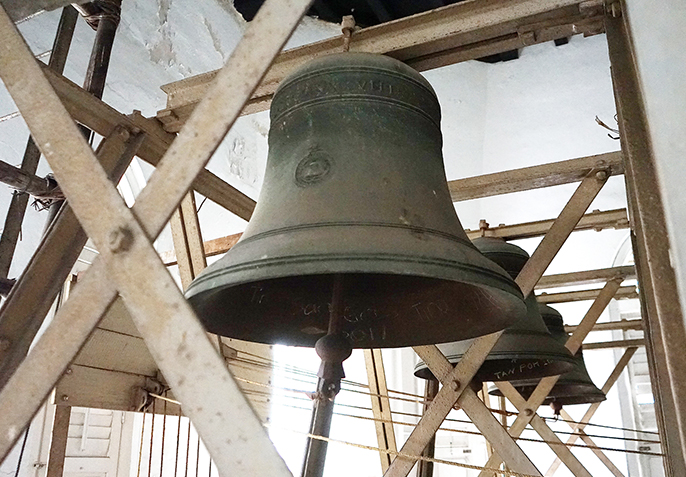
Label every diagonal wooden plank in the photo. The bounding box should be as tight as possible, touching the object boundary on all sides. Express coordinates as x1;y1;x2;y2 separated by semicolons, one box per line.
0;127;144;390
39;65;256;221
479;278;623;476
0;1;312;473
496;382;592;477
560;412;626;477
545;347;638;476
415;346;541;476
387;170;609;477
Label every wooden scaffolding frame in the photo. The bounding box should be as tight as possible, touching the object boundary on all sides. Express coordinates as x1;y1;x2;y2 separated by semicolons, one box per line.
0;0;681;476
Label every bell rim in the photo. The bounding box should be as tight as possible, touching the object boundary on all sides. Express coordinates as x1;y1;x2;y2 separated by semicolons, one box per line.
414;336;577;382
488;383;607;405
186;251;522;300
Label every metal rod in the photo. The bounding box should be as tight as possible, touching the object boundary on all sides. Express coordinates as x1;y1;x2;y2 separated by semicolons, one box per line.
301;275;351;477
0;6;77;278
301;379;337;477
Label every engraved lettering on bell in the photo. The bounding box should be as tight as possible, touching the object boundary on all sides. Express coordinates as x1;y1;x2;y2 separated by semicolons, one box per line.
295;148;332;187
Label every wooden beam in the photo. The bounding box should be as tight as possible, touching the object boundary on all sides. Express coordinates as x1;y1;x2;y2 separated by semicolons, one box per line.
157;0;606;132
536;285;638;304
466;208;629;241
565;319;643;333
0;6;77;278
536;265;636;289
498;382;593;477
159;210;629;268
169;192;207;289
479;279;623;476
450;152;623;202
363;349;397;472
417;378;440;477
388;169;609;477
0;128;143;390
39;65;256;221
161;231;241;266
583;338;645;350
45;405;70;477
0;1;310;473
607;10;686;476
546;347;638;477
414;345;542;476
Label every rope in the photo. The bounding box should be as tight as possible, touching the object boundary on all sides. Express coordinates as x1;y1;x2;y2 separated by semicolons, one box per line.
541;415;660;435
266;423;540;477
145;387;660;455
273;401;663;457
229;375;662;446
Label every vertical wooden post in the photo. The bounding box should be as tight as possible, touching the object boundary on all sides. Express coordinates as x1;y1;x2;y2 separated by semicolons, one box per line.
417;377;439;477
364;349;397;472
606;8;686;476
46;406;71;477
170;192;207;289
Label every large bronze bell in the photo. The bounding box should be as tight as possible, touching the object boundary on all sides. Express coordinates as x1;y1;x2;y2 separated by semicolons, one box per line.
414;237;575;382
489;304;606;406
185;53;527;348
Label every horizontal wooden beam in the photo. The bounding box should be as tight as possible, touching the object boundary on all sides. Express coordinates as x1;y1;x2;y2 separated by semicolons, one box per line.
161;232;241;266
466;208;629;241
536;265;636;289
161;209;630;265
583;338;645;350
157;0;605;132
450;152;623;202
565;319;643;333
40;64;256;221
0;158;59;198
537;285;638;304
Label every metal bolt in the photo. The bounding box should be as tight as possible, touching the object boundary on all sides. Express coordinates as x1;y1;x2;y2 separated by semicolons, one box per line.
61;394;69;402
108;226;134;253
524;408;534;416
117;127;130;141
451;379;461;391
595;170;608;181
0;338;10;351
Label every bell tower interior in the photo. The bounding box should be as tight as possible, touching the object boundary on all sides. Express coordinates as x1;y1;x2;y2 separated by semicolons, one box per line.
0;1;683;477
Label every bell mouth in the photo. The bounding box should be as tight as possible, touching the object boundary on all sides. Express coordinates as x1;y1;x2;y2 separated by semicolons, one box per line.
186;272;523;348
415;356;576;383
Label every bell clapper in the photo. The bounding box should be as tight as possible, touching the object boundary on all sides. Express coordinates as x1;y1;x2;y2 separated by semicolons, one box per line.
301;275;353;477
550;400;563;418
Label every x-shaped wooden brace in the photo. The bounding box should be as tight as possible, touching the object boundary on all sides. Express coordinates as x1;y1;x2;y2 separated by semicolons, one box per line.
386;169;612;477
544;346;639;477
0;1;313;475
491;278;625;477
